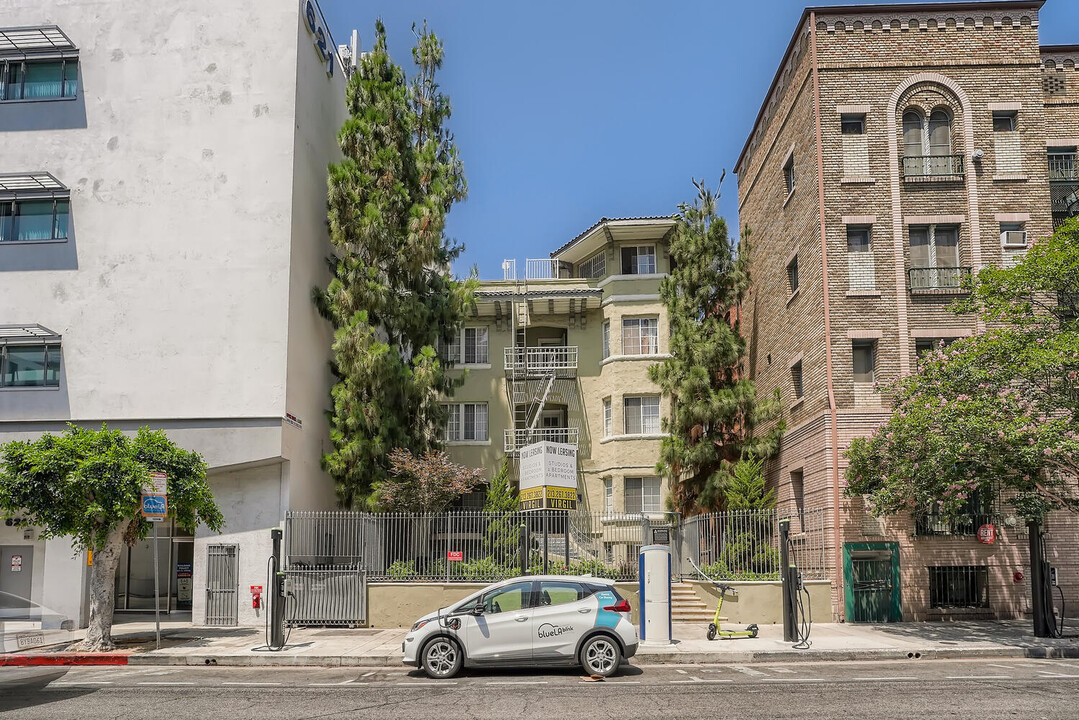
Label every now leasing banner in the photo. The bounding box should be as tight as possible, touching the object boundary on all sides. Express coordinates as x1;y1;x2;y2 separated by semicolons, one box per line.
519;441;578;511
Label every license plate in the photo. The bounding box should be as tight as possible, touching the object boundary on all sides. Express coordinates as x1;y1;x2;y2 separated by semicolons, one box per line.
16;632;45;649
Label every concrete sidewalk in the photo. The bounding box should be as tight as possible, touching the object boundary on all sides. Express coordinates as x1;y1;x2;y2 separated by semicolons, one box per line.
18;618;1071;667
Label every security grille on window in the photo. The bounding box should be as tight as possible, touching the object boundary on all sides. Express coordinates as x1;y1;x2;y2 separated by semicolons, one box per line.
443;403;488;441
624;396;660;435
909;225;963;290
625;477;661;514
622;317;659;355
0;27;78;102
852;340;876;384
602;397;612;437
928;566;989;609
0;325;62;388
601;321;610;360
846;226;875;291
786;255;799;295
620;245;656;274
578;251;605;279
790;361;803;400
0;173;70;243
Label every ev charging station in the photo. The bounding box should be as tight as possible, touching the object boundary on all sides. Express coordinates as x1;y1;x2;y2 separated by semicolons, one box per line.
639;544;672;646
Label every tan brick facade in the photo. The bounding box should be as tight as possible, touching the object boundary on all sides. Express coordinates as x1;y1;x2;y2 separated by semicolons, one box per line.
737;2;1079;622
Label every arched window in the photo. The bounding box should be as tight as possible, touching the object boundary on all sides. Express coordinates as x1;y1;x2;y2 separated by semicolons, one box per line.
901;107;957;177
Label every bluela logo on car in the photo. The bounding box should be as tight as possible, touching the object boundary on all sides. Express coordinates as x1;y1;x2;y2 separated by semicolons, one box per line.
537;623;573;639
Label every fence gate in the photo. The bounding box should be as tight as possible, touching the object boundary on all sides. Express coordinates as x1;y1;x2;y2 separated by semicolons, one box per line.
205;544;238;626
844;542;901;623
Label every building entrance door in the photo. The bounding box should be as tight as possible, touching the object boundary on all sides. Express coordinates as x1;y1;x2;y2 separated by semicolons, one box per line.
844;543;901;622
0;546;34;619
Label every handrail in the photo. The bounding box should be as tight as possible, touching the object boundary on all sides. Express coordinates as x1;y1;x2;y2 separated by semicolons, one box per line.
504;346;579;373
901;154;965;178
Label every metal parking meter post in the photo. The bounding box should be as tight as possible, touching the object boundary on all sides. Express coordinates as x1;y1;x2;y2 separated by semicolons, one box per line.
519;522;529;575
779;518;796;642
564;510;571;568
543;510;549;574
270;527;285;650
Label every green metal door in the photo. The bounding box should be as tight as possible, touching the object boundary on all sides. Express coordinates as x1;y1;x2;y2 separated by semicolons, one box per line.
844;543;901;622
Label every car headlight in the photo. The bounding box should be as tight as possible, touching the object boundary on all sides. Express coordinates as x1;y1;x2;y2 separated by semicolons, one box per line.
411;619;431;632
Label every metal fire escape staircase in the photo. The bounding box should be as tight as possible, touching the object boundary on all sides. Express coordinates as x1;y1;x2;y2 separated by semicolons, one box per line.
506;271;558;453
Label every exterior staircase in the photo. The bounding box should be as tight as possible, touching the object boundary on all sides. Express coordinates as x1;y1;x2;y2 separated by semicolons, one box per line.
671;582;722;623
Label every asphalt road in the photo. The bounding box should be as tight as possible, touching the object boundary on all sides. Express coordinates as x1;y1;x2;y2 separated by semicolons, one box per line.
2;658;1078;719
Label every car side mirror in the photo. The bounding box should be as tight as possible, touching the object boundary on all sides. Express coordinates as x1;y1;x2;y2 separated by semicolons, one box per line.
472;605;485;616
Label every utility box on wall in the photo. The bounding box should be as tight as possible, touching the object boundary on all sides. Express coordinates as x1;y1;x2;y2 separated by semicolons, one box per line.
639;544;671;646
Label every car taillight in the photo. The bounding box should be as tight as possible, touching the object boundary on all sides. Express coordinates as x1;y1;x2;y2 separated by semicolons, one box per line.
603;599;631;613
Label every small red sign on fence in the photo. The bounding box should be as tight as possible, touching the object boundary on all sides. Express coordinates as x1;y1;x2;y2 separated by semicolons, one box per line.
447;551;463;562
977;523;997;545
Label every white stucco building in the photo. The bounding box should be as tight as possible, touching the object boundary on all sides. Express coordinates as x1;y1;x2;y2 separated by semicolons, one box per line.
0;0;348;629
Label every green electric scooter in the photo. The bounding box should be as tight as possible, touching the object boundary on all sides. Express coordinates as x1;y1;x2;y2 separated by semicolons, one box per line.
707;583;759;641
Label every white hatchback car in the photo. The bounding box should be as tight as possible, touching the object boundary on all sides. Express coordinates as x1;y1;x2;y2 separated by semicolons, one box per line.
402;575;638;679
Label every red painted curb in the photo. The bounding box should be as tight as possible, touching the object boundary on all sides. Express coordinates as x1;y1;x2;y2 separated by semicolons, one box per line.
0;653;129;666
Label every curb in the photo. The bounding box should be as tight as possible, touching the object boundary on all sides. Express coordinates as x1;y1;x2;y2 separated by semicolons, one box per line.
123;645;1079;667
0;653;129;667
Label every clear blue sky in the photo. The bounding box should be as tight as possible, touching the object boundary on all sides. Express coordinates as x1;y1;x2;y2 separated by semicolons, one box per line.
317;0;1078;279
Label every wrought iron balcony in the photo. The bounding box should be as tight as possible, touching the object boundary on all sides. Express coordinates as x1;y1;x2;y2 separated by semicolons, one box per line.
908;266;971;293
902;154;965;180
504;346;578;377
1049;153;1078;181
915;513;995;537
504;427;579;453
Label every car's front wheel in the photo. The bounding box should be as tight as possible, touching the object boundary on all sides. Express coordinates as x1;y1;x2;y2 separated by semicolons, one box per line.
580;635;621;677
421;637;463;679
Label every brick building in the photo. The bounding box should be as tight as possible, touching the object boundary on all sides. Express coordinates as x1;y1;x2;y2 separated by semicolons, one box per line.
735;1;1079;622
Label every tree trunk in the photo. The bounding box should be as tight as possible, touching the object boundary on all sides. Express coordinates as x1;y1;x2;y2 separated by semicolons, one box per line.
80;521;130;652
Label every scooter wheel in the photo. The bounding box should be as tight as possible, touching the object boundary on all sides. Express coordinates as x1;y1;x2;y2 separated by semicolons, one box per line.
706;624;717;641
749;624;759;638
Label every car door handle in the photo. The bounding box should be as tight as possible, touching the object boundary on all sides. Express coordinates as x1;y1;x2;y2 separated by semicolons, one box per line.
515;615;528;622
578;608;592;614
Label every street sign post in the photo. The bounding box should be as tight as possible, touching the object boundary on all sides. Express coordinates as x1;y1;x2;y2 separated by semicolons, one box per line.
141;472;168;649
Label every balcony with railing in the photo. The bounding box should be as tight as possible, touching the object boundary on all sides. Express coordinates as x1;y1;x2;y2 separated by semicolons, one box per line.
902;154;965;181
504;426;579;453
1049;153;1078;182
504;346;578;377
502;258;573;281
908;266;971;294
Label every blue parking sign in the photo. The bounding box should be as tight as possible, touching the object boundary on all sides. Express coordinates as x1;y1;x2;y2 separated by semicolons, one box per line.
141;493;168;520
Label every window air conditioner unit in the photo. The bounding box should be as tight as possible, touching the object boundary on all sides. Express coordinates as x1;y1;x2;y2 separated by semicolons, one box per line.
1000;230;1027;248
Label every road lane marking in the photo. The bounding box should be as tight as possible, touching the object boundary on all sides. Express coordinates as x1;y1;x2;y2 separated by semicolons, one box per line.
762;678;825;683
1036;673;1079;678
729;665;767;677
765;667;796;673
51;681;113;686
945;675;1012;680
485;681;548;685
221;682;283;686
988;664;1014;669
675;668;688;674
851;677;918;681
137;682;196;686
308;680;358;686
362;671;375;677
670;679;732;684
395;681;457;686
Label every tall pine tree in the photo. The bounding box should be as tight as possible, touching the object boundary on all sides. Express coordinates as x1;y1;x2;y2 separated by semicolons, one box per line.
316;21;474;508
648;178;783;514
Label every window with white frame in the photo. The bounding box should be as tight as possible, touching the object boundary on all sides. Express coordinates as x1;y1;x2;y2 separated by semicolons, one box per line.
620;245;656;274
604;478;613;515
578;251;606;279
846;226;875;291
1;343;61;388
622;317;659;355
439;327;488;365
783;154;796;195
601;321;610;360
602;397;612;437
624;396;660;435
443;402;488;442
625;477;661;514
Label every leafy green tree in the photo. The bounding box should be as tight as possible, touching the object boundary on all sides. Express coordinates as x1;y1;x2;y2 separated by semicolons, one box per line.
0;425;222;651
719;456;779;576
316;20;474;509
482;460;521;566
847;219;1079;523
650;178;783;514
482;459;518;513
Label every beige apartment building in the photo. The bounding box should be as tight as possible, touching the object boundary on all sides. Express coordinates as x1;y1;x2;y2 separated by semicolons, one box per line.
442;217;676;527
735;1;1078;622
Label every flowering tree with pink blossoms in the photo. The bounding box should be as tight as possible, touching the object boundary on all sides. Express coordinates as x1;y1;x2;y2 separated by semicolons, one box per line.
846;219;1079;523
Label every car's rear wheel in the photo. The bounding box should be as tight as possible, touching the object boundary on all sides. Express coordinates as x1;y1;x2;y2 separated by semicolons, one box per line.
421;637;463;679
580;635;620;677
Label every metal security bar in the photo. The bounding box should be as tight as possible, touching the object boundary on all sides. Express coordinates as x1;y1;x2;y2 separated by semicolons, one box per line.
205;544;238;626
902;154;965;179
929;565;989;608
283;564;366;627
908;266;971;292
285;508;828;584
1048;152;1078;181
524;258;562;280
504;346;579;375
